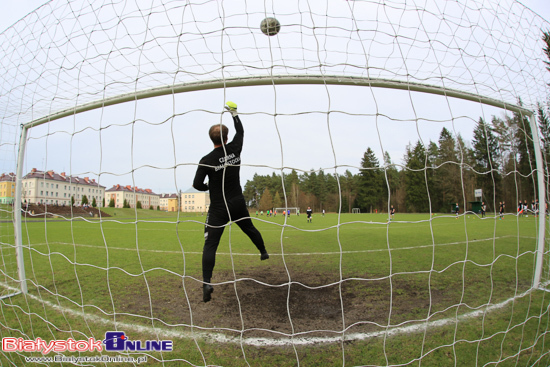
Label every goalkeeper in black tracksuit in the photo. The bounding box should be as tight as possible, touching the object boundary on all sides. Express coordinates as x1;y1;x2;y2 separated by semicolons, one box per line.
193;101;269;303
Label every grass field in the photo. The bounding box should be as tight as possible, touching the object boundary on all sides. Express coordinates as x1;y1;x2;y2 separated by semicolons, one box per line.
0;207;549;366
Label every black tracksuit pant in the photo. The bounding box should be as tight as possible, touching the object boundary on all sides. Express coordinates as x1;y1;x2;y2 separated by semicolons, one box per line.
202;195;265;282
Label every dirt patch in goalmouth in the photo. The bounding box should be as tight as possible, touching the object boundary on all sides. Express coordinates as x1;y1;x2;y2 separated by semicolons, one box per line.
116;266;448;341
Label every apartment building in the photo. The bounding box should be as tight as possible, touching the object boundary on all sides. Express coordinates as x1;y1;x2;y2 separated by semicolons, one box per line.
0;173;15;204
181;187;209;213
159;193;179;212
105;184;160;209
22;169;105;206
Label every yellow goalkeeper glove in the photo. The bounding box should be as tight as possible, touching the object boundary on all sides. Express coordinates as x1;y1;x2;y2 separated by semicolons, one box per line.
225;101;238;117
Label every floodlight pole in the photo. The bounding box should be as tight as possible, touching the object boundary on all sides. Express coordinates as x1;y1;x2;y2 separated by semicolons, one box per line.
530;114;546;289
13;125;28;295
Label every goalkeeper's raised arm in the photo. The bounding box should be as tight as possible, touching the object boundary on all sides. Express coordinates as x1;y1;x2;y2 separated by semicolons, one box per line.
225;101;244;147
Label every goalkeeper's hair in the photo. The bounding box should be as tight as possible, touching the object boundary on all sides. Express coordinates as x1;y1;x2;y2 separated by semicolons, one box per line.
209;124;228;145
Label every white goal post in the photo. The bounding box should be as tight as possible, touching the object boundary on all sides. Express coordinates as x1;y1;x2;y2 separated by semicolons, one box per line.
2;0;550;366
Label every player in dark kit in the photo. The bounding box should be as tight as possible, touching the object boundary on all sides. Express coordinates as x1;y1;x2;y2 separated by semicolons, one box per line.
193;101;269;303
306;207;312;223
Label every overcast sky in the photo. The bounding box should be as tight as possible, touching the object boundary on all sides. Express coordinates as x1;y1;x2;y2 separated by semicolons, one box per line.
1;0;548;31
1;0;549;195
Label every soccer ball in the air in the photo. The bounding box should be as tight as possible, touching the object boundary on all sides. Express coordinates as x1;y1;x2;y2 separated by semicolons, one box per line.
260;17;281;36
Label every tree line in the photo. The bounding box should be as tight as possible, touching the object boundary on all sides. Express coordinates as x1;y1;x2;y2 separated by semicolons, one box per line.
244;109;550;214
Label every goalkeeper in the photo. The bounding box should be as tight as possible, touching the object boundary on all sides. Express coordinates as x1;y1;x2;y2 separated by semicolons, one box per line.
193;101;269;303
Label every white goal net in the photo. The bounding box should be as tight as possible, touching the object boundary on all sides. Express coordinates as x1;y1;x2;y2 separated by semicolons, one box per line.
1;0;550;365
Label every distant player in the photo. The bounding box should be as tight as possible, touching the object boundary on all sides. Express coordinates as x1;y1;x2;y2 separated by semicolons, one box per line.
499;201;505;220
306;206;313;223
390;205;396;221
480;202;486;218
517;200;523;215
455;203;459;218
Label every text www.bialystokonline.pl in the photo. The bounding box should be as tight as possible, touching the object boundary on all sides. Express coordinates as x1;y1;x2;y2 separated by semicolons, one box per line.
24;355;148;364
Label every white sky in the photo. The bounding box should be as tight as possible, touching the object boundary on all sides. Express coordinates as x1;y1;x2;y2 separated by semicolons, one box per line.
519;0;550;22
1;0;545;32
1;0;549;194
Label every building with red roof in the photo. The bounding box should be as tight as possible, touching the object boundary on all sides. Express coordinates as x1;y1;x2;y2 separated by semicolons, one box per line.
22;168;105;206
105;184;160;209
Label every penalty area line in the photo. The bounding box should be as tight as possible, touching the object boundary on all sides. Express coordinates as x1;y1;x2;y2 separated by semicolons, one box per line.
34;235;517;256
0;279;546;347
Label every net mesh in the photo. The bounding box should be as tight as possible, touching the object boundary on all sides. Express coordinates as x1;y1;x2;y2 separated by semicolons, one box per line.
0;0;550;366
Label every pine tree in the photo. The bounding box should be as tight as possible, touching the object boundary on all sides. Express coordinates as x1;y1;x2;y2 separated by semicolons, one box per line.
383;151;400;211
270;172;283;197
356;148;383;213
542;30;550;75
341;170;358;213
538;103;550;150
316;170;328;210
491;115;519;204
538;102;550;168
426;141;441;210
514;108;536;200
404;141;432;212
436;128;460;210
471;118;501;208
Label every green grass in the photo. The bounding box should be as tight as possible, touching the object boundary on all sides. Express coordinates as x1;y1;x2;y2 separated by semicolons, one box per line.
0;209;549;366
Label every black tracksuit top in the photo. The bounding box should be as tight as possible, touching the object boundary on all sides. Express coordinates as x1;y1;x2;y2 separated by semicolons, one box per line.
193;115;244;207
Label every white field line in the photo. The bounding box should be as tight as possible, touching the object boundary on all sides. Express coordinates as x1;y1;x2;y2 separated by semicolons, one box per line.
4;235;544;346
1;280;547;347
29;235;526;256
